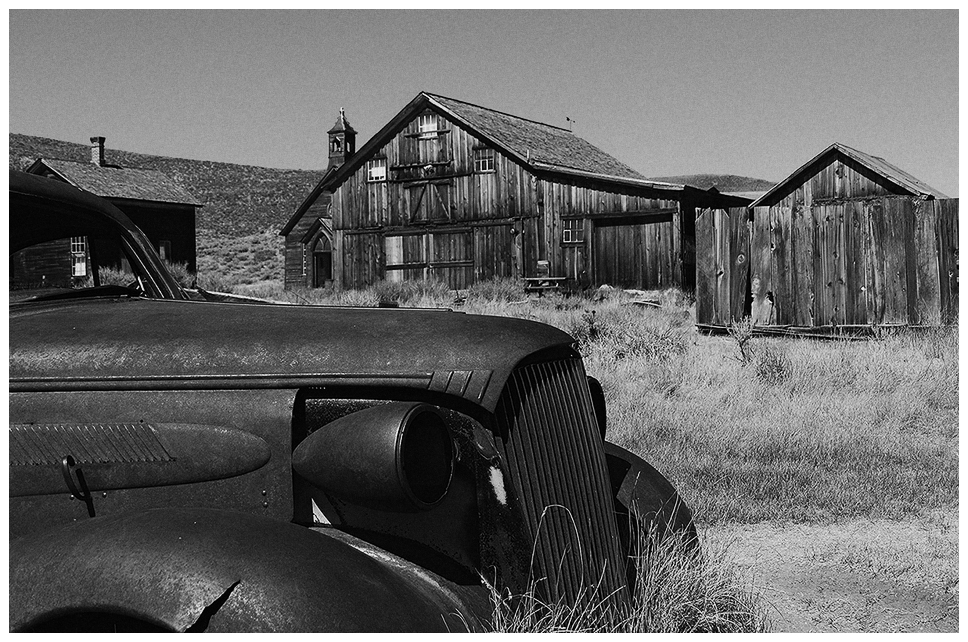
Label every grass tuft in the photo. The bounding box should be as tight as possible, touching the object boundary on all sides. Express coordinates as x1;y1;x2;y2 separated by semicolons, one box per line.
485;525;769;633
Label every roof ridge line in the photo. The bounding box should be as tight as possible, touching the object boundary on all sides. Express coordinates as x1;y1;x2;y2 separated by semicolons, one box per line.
423;92;572;133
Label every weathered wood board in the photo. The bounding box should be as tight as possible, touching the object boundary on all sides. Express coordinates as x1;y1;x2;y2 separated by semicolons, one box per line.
698;196;958;330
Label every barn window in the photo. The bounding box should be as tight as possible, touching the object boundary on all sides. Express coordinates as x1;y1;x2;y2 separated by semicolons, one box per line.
157;240;171;262
417;114;438;139
70;236;87;277
367;158;387;182
562;219;584;244
474;148;495;173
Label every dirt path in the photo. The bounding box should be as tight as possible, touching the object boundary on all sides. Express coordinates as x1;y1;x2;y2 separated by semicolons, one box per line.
703;513;958;632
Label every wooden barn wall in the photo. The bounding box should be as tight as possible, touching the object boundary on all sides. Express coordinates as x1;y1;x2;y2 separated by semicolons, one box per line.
284;196;331;289
695;208;749;326
331;109;685;290
539;183;682;288
735;196;958;329
11;239;74;289
768;154;910;210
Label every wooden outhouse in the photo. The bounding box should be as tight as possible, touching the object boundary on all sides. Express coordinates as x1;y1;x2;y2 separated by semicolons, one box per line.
696;143;958;332
281;93;739;291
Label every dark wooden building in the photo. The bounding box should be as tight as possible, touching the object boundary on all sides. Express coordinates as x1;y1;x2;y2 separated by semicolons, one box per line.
696;143;958;331
22;137;202;284
281;93;739;291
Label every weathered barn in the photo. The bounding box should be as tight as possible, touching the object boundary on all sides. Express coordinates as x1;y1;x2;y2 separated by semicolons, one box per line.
24;137;202;280
696;143;958;332
281;93;740;291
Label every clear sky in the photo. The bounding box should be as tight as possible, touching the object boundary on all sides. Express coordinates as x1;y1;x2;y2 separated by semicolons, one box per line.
9;9;960;196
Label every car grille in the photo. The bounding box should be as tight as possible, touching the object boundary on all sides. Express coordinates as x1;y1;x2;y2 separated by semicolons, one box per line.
494;358;627;606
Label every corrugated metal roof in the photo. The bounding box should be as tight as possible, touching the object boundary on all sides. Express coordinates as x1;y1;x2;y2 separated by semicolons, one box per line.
39;158;202;206
425;93;657;186
749;142;947;207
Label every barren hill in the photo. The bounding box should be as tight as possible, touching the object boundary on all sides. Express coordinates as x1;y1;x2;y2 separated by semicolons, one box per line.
649;174;776;193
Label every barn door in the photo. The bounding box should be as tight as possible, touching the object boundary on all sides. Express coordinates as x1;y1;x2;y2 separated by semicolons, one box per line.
473;223;518;281
408;181;451;222
428;231;473;289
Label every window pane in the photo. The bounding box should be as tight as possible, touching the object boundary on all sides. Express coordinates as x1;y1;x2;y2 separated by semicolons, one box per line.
474;148;495;173
367;158;387;182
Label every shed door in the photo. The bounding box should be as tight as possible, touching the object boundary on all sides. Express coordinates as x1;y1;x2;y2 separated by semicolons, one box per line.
593;217;674;289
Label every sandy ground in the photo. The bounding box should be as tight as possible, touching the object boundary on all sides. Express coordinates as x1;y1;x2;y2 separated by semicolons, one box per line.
703;514;958;632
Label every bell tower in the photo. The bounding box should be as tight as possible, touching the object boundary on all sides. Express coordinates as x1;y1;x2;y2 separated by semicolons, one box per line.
327;107;357;168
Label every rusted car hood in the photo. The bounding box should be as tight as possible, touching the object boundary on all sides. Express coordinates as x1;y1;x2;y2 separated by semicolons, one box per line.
9;298;573;408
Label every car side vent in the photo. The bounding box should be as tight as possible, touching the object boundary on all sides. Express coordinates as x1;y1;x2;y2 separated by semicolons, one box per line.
9;424;175;465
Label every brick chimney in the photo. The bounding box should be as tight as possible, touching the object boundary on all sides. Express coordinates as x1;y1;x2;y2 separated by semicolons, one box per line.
90;136;106;166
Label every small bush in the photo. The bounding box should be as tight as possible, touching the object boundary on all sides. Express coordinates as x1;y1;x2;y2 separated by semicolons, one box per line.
162;260;194;289
566;308;687;363
96;265;132;287
728;316;756;364
371;278;452;305
754;343;791;385
465;277;526;303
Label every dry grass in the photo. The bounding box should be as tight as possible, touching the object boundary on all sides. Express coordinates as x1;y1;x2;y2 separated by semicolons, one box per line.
486;522;769;633
210;277;958;526
171;276;958;527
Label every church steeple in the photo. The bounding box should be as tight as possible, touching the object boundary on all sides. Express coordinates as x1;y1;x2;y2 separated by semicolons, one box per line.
327;107;357;168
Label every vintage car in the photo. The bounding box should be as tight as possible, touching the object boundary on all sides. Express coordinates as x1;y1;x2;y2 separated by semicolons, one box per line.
8;169;693;632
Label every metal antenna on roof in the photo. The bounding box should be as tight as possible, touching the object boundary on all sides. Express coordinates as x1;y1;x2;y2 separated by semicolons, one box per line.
565;116;575;132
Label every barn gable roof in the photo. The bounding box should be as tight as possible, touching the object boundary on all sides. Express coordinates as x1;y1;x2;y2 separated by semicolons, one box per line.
321;91;685;194
28;158;202;206
749;142;947;208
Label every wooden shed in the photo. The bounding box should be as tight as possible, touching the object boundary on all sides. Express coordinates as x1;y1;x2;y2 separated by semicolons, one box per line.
24;137;202;276
281;93;739;291
696;143;958;332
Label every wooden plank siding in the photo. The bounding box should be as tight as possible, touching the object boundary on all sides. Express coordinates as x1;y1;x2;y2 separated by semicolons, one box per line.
330;109;691;291
694;208;748;326
770;155;909;210
749;206;774;325
701;196;959;330
936;199;959;323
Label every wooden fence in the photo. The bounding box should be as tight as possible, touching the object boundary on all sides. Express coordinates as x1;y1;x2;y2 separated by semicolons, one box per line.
696;197;958;331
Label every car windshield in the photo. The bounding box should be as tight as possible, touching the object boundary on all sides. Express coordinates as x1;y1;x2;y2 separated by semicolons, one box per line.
9;182;180;303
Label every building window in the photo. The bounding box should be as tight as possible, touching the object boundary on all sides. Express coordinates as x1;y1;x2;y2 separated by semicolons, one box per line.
417;114;437;139
562;219;585;244
70;236;87;277
158;240;172;262
474;147;495;173
367;157;387;182
301;244;308;276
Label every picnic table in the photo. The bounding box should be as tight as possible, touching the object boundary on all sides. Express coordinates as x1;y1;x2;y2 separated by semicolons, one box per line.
523;276;570;296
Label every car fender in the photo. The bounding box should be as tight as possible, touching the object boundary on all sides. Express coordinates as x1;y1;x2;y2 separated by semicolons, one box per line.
10;507;486;632
604;441;696;546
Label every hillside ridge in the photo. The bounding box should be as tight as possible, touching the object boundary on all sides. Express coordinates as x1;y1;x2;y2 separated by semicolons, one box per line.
649;173;776;193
